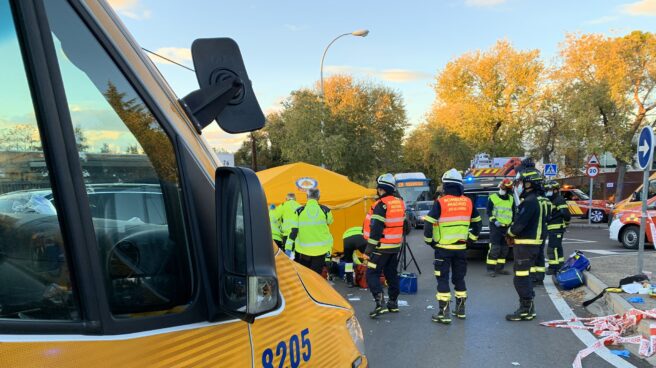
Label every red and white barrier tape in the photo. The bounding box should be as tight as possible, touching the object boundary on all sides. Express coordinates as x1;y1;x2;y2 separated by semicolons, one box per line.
542;308;656;368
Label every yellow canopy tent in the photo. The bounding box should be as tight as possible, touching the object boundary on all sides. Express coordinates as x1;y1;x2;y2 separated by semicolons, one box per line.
257;162;376;254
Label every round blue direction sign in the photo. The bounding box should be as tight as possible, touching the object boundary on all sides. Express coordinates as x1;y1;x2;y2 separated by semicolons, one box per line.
638;126;655;170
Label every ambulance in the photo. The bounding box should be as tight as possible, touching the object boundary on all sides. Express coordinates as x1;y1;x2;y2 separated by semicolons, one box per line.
0;0;366;366
608;174;656;249
559;185;612;223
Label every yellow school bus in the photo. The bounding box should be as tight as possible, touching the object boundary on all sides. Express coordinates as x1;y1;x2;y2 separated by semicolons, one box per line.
0;0;366;366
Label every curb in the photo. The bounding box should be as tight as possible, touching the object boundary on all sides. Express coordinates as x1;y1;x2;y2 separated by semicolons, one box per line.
584;271;656;365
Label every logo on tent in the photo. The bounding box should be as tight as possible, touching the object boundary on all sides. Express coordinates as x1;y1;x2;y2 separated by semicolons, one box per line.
296;177;318;192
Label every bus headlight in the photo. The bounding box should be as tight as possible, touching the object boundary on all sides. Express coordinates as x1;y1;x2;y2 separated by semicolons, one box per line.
347;315;365;356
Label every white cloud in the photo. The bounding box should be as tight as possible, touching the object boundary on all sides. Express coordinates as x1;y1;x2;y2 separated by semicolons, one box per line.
284;24;308;32
264;97;286;116
584;15;619;25
147;47;192;66
464;0;507;7
202;126;249;152
107;0;152;20
324;65;432;83
621;0;656;16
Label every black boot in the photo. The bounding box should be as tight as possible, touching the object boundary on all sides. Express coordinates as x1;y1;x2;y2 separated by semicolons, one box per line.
369;293;385;318
487;269;497;278
346;273;356;288
453;297;466;319
546;268;555;276
506;299;534;321
431;300;452;324
529;299;536;318
385;299;399;313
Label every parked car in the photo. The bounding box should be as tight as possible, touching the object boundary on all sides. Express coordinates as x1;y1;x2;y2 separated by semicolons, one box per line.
560;185;612;223
608;198;656;249
408;201;433;229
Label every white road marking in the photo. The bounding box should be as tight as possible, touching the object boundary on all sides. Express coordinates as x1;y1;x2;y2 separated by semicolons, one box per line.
544;276;636;367
563;238;598;244
582;249;622;256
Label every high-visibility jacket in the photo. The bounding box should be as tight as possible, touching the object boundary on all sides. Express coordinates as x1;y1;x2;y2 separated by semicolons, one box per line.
508;191;546;245
548;194;571;232
425;195;479;250
364;195;405;252
343;226;363;239
287;199;334;256
269;208;282;242
279;199;301;237
488;193;514;226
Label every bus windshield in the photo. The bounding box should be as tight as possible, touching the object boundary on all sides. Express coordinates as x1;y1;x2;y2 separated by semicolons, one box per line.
398;185;431;203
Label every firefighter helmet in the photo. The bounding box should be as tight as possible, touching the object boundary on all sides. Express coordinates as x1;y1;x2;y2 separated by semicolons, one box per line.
442;168;463;185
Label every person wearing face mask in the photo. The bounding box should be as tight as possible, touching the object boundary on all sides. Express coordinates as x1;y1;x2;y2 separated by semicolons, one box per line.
544;181;571;274
506;169;547;321
485;178;515;277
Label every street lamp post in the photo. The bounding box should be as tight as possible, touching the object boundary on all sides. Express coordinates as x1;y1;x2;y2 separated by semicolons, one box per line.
318;29;369;167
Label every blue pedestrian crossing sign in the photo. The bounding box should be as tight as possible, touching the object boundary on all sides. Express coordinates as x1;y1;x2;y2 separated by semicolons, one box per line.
544;164;558;177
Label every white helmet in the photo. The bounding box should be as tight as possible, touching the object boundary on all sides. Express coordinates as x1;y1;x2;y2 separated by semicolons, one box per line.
442;168;463;185
376;173;396;193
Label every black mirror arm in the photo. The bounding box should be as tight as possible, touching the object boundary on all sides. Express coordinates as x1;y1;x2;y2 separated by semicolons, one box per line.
179;76;244;133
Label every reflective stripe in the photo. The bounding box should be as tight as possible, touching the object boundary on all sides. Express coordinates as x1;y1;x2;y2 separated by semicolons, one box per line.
367;262;377;269
532;267;546;273
514;239;542;245
424;237;433;243
557;205;569;210
515;270;530;276
437;243;467;250
486;259;498;265
345;263;354;272
384;234;403;240
548;224;566;230
367;238;379;245
434;270;441;276
439;216;472;223
385;217;405;223
468;233;478;241
436;292;451;301
343;226;363;239
297;240;333;247
548;260;560;265
455;291;467;298
497;259;506;264
424;215;437;224
371;214;386;223
378;243;401;249
471;216;482;222
298;220;328;226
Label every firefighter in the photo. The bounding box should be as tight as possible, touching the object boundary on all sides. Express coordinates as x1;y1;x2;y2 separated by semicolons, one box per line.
269;204;283;249
280;193;301;248
545;181;571;274
506;169;547;321
364;174;405;318
531;182;552;286
424;169;482;324
486;178;515;277
341;226;367;288
285;189;333;274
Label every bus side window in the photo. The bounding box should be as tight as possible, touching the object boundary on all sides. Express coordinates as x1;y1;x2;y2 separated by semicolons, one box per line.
0;0;79;321
42;0;193;317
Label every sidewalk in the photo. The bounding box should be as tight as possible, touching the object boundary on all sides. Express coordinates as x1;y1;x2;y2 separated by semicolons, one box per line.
584;253;656;365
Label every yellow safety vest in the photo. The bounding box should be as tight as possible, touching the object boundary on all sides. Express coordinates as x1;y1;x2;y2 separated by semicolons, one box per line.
280;199;301;237
489;194;514;225
269;208;282;242
293;200;334;256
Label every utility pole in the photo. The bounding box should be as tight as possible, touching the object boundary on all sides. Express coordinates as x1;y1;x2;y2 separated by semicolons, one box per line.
251;132;258;172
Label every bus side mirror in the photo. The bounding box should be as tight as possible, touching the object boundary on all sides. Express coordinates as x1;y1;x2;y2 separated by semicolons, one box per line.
181;38;265;134
215;167;278;323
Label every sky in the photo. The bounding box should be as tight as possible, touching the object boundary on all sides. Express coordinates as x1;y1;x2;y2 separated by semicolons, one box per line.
107;0;656;152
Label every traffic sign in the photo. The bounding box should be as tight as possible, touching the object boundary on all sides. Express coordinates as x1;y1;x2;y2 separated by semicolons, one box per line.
588;154;599;166
637;126;655;170
586;165;599;177
544;164;558;177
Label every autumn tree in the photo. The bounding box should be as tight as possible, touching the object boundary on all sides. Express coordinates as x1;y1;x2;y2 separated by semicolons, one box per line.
235;76;408;184
429;40;544;155
0;124;41;151
557;31;656;199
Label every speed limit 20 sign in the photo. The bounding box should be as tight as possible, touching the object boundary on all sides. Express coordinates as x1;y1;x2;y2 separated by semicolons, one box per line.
586;165;599;177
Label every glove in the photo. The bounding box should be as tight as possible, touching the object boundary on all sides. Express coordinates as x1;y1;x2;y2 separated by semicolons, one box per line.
494;221;502;227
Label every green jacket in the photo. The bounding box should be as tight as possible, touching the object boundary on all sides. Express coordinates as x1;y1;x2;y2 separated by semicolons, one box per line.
279;199;301;237
286;199;334;256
